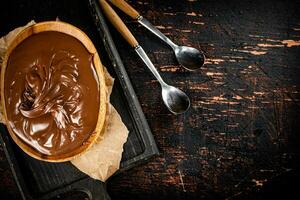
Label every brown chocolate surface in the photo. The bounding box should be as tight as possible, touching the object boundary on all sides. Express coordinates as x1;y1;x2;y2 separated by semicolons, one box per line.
4;31;100;156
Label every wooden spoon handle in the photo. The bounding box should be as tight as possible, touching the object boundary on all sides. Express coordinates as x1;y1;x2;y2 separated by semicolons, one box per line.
99;0;138;47
107;0;140;19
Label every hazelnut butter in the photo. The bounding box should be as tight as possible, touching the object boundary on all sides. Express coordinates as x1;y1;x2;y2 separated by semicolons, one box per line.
4;31;100;156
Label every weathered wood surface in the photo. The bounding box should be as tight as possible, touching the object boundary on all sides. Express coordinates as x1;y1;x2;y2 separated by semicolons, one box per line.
1;0;300;199
106;0;300;199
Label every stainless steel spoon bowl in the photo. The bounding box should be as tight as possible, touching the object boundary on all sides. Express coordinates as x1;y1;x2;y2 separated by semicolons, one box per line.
174;45;205;70
162;85;190;114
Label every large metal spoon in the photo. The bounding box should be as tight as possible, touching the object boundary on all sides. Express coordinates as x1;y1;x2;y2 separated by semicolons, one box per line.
107;0;205;71
100;0;190;114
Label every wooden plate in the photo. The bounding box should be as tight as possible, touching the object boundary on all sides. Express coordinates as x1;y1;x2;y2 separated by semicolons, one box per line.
1;21;107;162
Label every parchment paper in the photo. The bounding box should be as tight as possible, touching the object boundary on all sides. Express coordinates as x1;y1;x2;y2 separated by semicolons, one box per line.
0;21;129;182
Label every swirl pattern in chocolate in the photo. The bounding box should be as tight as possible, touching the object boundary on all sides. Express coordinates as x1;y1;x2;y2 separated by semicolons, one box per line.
4;31;100;156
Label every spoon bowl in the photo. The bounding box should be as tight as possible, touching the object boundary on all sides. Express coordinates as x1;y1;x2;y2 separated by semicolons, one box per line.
162;85;190;114
175;46;205;71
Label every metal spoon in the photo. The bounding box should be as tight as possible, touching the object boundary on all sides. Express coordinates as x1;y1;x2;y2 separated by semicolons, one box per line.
136;45;190;114
100;0;190;114
107;0;205;71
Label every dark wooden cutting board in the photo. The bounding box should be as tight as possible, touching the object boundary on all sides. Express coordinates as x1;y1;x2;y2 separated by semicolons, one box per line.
0;0;158;199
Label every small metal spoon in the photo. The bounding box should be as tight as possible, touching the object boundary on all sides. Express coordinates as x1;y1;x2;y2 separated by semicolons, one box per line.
138;17;205;71
100;0;190;114
136;45;190;114
108;0;205;70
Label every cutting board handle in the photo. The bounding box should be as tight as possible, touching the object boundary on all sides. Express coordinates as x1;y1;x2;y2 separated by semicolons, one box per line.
66;179;111;200
84;180;111;200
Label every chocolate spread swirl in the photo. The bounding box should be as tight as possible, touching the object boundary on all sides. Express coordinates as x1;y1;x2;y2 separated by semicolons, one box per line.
4;31;100;156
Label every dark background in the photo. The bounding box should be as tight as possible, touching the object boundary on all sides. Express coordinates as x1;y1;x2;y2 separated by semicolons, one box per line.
1;0;300;199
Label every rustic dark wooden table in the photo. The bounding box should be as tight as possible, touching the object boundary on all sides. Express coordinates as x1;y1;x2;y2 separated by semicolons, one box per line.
1;0;300;199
